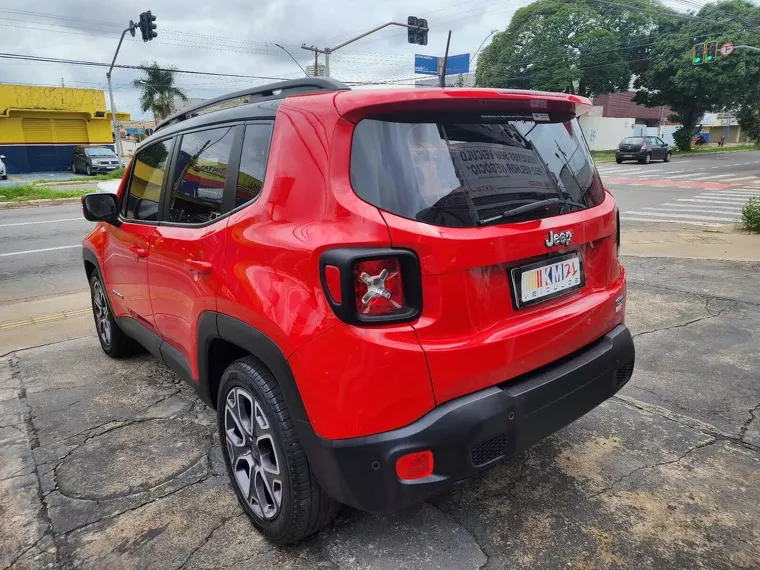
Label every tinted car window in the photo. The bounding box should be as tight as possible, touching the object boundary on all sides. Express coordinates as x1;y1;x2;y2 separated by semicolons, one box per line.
621;137;644;144
351;116;604;228
123;139;173;221
235;124;272;209
167;126;236;224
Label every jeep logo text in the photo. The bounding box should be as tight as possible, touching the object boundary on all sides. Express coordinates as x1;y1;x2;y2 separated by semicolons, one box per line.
545;229;572;248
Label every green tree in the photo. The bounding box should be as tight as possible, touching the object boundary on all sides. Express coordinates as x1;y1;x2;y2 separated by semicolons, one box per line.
633;0;760;150
736;96;760;143
475;0;667;96
133;62;188;121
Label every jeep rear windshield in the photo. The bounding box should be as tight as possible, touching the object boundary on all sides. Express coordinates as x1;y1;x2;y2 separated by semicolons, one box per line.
350;113;605;227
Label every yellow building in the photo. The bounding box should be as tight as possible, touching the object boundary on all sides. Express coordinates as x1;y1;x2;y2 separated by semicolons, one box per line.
0;84;129;173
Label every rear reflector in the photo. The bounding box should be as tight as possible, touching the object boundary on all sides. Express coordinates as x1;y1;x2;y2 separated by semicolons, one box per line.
395;450;434;480
354;258;405;316
324;265;342;304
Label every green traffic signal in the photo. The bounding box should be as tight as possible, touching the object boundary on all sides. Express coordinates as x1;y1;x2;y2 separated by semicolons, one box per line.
693;42;705;65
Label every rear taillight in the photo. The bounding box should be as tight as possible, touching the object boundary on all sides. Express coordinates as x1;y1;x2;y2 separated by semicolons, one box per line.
641;143;647;151
320;249;421;325
354;258;405;316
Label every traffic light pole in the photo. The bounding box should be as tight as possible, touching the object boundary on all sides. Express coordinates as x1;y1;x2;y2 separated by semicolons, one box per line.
302;21;428;78
107;25;135;167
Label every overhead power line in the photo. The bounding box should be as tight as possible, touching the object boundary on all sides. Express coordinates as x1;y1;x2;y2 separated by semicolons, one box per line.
0;52;291;81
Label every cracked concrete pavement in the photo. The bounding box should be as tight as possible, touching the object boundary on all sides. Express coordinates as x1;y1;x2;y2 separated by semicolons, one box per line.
1;255;759;569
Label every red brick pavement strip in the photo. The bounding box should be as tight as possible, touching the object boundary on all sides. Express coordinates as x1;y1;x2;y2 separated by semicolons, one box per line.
604;177;733;189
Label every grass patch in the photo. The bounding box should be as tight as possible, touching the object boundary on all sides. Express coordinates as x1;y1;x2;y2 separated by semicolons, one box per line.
678;144;760;155
0;185;91;202
32;167;125;185
742;197;760;232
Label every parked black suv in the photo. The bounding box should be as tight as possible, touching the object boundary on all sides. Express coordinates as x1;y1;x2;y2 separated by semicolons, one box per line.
616;136;671;164
71;146;120;175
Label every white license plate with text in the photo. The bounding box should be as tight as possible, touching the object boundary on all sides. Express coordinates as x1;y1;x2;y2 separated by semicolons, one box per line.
517;255;583;306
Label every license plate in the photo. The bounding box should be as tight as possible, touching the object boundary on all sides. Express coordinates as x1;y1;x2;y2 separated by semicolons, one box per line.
623;154;634;158
511;253;584;308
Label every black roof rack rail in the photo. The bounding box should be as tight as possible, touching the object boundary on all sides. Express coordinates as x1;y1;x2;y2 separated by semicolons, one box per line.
155;77;350;132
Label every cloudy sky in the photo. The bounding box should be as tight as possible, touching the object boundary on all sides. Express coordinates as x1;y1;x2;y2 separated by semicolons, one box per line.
0;0;539;119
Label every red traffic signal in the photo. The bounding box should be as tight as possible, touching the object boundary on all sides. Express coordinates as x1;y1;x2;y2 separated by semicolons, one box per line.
138;11;157;42
407;15;428;46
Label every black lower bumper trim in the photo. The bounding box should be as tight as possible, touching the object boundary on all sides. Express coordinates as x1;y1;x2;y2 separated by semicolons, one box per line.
303;324;635;514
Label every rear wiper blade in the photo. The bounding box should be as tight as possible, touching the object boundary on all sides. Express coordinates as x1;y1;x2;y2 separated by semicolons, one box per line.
479;198;565;225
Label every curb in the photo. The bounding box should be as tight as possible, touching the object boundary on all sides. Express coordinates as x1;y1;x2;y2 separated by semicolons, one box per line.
34;180;103;187
0;197;82;210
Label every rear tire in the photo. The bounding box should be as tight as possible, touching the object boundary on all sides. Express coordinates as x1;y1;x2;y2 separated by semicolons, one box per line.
85;164;92;176
639;153;651;165
217;358;339;545
664;152;672;163
615;158;623;164
89;270;139;357
71;162;77;174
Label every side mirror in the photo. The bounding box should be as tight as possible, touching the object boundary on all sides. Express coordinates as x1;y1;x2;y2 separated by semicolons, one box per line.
82;193;120;225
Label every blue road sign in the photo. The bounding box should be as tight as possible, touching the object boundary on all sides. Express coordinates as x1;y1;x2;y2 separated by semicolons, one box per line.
415;53;470;75
446;53;470;75
415;54;438;75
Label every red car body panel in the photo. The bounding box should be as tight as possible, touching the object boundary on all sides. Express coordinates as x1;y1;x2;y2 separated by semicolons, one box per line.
83;88;627;442
149;222;228;379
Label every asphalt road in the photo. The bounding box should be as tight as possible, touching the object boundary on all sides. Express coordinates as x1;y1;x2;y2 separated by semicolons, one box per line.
599;150;760;227
0;204;93;303
2;255;758;569
1;151;758;303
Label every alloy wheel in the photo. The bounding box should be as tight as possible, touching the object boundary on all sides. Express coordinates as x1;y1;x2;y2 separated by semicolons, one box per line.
224;386;283;520
91;279;111;348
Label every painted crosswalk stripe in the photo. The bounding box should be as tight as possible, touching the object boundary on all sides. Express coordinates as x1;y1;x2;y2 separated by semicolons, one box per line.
697;173;739;180
675;198;750;205
726;176;760;182
664;173;702;179
699;193;758;199
624;211;738;222
653;205;742;213
621;217;724;227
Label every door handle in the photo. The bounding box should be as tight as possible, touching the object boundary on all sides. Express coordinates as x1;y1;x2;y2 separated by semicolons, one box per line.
185;259;213;275
130;245;148;258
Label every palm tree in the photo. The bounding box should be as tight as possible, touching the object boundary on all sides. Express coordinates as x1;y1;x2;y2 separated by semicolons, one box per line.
133;62;188;121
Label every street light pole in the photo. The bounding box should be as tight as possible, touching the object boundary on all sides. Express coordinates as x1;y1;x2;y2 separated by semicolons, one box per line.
274;43;309;77
301;20;429;78
107;22;136;166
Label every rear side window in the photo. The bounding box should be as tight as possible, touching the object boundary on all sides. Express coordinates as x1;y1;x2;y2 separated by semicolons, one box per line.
123;139;173;221
235;124;272;209
350;115;604;228
167;126;236;224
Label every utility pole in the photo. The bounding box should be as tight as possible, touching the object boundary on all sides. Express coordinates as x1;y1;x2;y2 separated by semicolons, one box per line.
108;11;157;166
301;18;428;78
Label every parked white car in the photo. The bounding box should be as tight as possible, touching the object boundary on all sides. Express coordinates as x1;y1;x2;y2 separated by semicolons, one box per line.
0;155;7;180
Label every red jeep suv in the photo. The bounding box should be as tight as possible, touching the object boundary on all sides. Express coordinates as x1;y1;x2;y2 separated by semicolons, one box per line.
81;79;634;544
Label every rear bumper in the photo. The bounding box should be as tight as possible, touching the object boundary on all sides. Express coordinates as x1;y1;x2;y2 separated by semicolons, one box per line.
616;151;646;160
305;324;635;514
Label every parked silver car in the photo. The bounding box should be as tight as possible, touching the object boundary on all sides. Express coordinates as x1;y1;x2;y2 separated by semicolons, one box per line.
71;146;120;175
0;155;7;180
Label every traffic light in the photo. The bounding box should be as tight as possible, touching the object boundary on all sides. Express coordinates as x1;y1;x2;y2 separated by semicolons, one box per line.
693;43;705;65
407;16;428;46
705;40;718;62
138;11;157;42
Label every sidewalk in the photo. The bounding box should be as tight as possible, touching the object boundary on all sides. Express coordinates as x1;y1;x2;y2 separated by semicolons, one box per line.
621;226;760;261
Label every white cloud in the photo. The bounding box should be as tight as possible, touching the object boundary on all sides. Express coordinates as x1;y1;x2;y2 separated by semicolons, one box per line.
0;0;532;119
